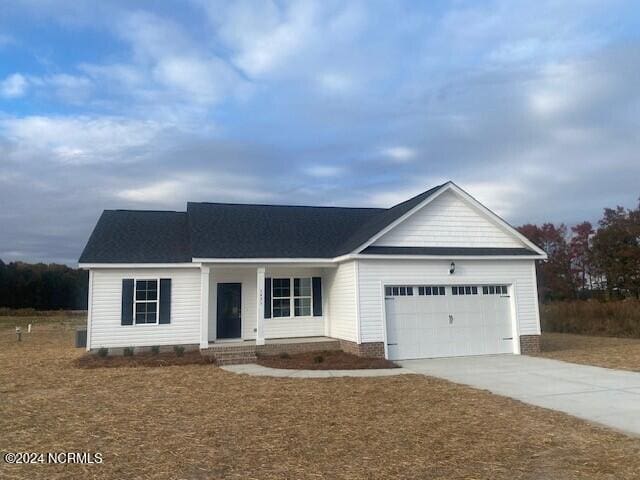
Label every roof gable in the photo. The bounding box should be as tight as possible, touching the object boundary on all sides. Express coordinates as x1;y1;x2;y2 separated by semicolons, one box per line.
361;182;545;257
332;184;444;256
373;189;523;249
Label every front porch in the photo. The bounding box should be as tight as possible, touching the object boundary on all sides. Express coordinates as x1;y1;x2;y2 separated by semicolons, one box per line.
198;264;334;349
201;336;342;365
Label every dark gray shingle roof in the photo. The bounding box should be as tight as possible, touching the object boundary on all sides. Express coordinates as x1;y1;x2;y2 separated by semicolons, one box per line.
83;182;530;263
187;202;383;259
79;210;192;263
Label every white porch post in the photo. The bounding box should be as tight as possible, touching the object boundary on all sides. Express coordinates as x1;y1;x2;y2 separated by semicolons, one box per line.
256;266;266;345
200;266;211;349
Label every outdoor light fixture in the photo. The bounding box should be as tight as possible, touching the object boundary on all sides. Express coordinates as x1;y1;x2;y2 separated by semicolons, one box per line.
449;261;456;274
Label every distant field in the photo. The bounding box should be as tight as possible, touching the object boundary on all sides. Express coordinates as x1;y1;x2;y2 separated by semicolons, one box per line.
541;300;640;338
0;309;86;327
3;315;640;479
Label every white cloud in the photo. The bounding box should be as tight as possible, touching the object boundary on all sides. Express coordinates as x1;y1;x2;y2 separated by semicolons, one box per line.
79;62;146;88
116;180;183;203
116;174;274;206
45;74;93;103
366;182;441;208
116;10;192;61
488;38;543;63
317;72;354;94
304;165;344;178
211;1;320;77
1;73;28;98
380;146;416;163
460;180;523;218
0;115;167;165
528;60;613;117
75;10;249;114
203;1;367;80
0;72;94;104
152;55;240;105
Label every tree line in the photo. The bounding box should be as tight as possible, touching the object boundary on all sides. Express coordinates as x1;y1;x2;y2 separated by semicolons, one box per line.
518;198;640;302
0;260;88;310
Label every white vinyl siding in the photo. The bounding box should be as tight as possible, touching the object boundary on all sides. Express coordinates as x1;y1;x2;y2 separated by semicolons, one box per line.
264;315;324;338
373;190;523;248
357;259;540;343
324;260;358;342
89;268;201;349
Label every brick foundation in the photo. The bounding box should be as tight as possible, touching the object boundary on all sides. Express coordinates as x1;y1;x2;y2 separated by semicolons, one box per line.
257;340;341;356
202;339;342;365
519;335;541;354
339;340;385;358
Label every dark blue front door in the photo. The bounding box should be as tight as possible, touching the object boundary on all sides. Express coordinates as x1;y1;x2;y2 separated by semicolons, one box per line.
216;283;242;339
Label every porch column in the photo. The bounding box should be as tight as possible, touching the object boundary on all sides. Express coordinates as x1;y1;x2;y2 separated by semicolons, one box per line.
256;267;266;345
200;266;211;349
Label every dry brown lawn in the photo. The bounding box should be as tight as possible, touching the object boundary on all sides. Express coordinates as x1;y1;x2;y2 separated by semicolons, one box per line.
540;332;640;372
3;319;640;479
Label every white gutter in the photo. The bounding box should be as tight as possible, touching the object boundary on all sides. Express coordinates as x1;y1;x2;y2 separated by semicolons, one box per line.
78;263;202;269
191;257;335;265
80;253;546;269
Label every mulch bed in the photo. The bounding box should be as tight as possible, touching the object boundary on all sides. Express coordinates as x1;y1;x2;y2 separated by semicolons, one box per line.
257;350;398;370
74;350;217;369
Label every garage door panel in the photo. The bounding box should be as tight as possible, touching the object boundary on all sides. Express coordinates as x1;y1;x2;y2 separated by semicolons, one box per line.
385;284;514;360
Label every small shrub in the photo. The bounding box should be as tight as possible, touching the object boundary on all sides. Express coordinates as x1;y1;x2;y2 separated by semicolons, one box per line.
313;355;324;364
174;345;185;357
97;348;108;358
123;347;134;357
151;345;160;355
279;352;291;359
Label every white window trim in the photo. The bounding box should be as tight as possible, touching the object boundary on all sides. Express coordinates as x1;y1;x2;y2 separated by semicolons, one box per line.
133;278;160;326
271;276;315;319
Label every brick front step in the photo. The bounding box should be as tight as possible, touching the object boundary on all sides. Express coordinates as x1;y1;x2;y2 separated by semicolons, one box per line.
201;344;258;366
202;339;381;365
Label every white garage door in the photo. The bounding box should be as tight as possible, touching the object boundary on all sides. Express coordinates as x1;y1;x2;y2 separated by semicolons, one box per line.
385;284;514;360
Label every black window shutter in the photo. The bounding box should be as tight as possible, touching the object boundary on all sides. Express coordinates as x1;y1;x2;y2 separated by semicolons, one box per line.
121;279;134;325
312;277;322;316
264;277;271;318
159;278;171;324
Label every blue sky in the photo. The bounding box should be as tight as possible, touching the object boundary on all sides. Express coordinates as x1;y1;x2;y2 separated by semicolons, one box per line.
1;0;639;265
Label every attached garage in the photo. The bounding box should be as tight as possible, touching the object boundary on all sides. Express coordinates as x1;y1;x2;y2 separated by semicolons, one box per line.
384;284;516;360
351;182;546;360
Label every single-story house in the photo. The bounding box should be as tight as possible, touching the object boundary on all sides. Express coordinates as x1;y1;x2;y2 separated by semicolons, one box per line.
79;181;546;362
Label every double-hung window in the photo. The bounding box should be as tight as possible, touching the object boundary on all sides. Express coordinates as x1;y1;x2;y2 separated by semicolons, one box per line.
272;277;313;317
272;278;291;318
134;279;158;324
294;278;312;316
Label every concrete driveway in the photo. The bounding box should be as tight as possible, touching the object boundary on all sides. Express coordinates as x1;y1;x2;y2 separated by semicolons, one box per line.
400;355;640;437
